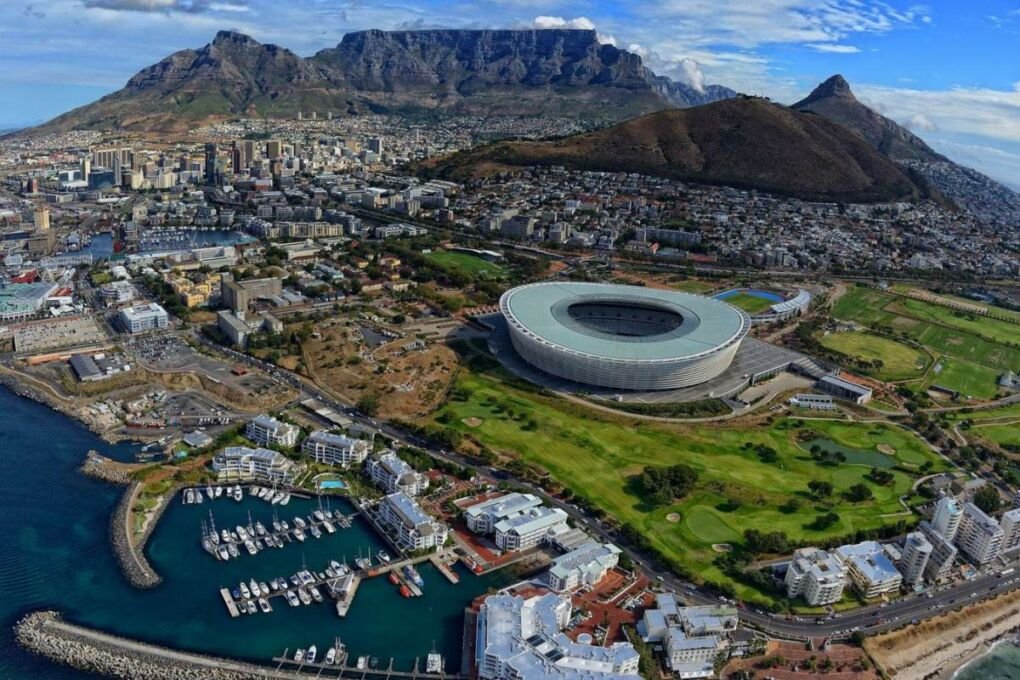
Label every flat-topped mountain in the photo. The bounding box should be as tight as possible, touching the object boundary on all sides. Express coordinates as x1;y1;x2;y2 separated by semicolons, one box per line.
31;29;735;133
421;95;935;203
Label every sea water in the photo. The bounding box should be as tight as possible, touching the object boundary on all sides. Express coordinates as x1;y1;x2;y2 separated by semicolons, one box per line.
0;387;506;679
956;640;1020;679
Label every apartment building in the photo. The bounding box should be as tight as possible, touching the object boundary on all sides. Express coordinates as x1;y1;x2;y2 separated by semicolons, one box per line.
957;502;1004;566
834;541;903;598
784;547;846;606
377;492;448;552
494;507;569;552
464;493;544;535
302;430;369;467
245;414;299;448
366;451;429;496
546;541;621;592
211;446;301;484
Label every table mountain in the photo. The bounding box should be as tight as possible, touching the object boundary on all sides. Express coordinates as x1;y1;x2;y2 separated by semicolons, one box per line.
420;96;934;203
30;29;734;133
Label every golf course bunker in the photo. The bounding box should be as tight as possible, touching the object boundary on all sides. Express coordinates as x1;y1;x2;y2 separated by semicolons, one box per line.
666;512;681;523
712;543;734;553
803;437;897;468
462;417;484;428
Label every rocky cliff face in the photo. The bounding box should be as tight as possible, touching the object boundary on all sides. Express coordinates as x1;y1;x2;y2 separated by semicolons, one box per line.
32;29;735;132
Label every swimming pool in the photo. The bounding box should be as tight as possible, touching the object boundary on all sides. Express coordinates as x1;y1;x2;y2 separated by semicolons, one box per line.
317;480;348;490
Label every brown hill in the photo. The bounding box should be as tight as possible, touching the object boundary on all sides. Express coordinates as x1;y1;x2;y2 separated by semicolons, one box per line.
423;96;931;203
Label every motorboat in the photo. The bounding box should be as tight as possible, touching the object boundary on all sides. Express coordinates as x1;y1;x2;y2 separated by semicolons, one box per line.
306;646;317;664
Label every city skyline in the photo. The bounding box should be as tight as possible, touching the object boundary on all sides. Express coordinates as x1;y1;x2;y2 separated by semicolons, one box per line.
2;0;1019;187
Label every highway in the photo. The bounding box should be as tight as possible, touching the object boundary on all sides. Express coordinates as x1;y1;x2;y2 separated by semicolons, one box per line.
178;326;1020;641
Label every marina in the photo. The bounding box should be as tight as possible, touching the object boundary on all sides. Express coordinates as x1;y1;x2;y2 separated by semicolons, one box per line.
0;385;510;680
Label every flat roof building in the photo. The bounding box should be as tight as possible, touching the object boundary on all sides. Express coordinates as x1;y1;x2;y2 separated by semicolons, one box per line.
366;451;429;496
212;445;301;484
465;493;544;535
639;595;738;678
494;507;569;552
958;502;1004;566
834;541;903;598
899;532;933;587
476;592;639;680
784;547;846;606
817;375;873;404
246;414;299;448
377;492;448;552
117;303;169;334
302;430;369;468
919;521;959;583
546;541;621;592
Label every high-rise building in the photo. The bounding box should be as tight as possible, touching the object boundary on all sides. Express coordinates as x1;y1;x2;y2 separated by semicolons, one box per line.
919;521;959;582
80;156;91;181
367;136;383;155
266;140;282;160
204;143;218;185
1001;508;1020;553
957;502;1004;565
932;496;964;541
33;206;50;232
899;532;933;586
784;547;846;606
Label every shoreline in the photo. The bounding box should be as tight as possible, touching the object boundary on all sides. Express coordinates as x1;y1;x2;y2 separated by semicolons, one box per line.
947;634;1019;679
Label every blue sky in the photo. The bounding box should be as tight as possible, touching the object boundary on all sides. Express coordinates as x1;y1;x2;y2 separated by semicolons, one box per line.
2;0;1019;187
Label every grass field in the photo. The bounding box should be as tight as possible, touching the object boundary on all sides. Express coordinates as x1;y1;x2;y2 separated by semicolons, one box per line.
944;402;1020;423
670;279;720;294
434;367;945;603
721;292;776;314
972;423;1020;448
817;330;930;381
832;286;1020;397
426;251;505;277
927;358;1001;400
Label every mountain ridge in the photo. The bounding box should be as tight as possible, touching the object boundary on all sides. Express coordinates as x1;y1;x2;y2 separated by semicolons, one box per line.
29;28;735;133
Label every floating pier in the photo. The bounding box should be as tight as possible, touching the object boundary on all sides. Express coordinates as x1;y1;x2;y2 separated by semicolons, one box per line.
220;588;240;618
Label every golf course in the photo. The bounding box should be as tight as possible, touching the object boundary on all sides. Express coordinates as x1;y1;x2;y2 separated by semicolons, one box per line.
433;365;947;605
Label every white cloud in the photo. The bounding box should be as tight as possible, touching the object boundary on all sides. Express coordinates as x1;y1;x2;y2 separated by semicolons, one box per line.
530;16;596;30
674;58;707;93
903;112;937;132
806;43;860;53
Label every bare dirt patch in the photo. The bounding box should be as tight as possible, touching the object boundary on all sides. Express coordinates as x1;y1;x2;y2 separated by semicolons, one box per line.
463;417;484;428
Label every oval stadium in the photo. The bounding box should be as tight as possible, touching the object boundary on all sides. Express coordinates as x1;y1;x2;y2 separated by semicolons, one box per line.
499;282;751;391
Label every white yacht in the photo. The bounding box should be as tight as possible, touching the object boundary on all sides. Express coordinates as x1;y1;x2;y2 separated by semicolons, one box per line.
306;646;317;664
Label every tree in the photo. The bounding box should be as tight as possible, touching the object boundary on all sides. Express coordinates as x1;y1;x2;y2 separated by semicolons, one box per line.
637;464;699;507
845;483;874;502
357;393;380;416
808;480;834;498
974;485;1002;514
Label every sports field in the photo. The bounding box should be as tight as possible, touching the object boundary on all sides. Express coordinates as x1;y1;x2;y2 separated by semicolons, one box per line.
721;292;775;314
927;358;1001;400
433;367;945;604
817;330;930;381
426;250;505;277
833;286;1020;399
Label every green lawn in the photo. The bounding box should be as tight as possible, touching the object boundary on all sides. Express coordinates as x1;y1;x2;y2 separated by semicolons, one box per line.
426;250;505;277
972;423;1020;448
833;286;1020;395
817;330;930;381
722;292;776;314
435;367;945;604
671;279;722;294
927;358;1001;400
945;402;1020;423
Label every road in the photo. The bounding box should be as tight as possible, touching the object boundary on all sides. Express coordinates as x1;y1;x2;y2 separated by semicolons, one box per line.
180;327;1020;641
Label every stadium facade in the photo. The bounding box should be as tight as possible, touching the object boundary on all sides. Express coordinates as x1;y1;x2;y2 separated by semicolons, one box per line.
499;282;750;391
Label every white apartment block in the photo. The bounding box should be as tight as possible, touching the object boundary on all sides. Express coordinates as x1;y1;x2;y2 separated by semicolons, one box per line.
464;493;544;535
932;495;964;542
246;414;299;448
302;430;369;467
211;445;301;484
640;595;738;678
834;542;903;599
546;541;621;592
117;303;169;333
377;492;448;552
957;502;1004;566
785;547;846;606
476;592;639;680
494;507;569;552
899;532;933;586
919;521;959;582
366;451;429;496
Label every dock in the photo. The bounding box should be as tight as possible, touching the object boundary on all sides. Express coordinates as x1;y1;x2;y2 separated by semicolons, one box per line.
430;555;460;584
333;574;360;617
271;654;464;679
220;588;240;618
203;509;356;562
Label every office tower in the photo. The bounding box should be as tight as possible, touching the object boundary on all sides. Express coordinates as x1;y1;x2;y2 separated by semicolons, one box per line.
367;137;383;155
900;532;933;586
33;206;50;232
81;156;91;181
204;143;217;185
266;140;282;160
933;495;964;541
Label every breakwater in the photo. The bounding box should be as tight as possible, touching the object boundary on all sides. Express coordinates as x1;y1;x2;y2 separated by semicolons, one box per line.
110;483;164;588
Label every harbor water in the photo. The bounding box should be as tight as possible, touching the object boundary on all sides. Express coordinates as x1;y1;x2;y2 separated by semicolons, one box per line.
0;386;507;679
956;640;1020;679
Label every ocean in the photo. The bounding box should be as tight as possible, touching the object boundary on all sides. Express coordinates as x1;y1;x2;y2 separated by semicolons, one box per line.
0;386;506;679
956;640;1020;679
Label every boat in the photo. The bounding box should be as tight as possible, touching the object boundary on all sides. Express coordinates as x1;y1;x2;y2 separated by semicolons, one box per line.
239;582;251;599
293;517;306;529
426;652;444;674
249;579;261;597
233;487;243;502
389;572;400;585
221;529;231;543
377;550;392;564
404;565;424;588
286;590;300;607
184;489;194;504
258;598;271;614
271;491;285;504
313;510;325;522
309;525;322;539
206;486;214;499
272;520;282;533
399;585;411;598
257;487;269;499
294;528;306;542
330;560;343;572
236;526;248;541
218;546;230;560
322;520;336;534
250;486;260;498
356;657;367;670
255;522;267;536
310;586;323;603
281;520;289;531
215;486;223;498
280;493;290;506
245;540;258;555
260;581;270;595
298;588;312;605
306;646;317;664
294;649;305;662
325;647;337;665
195;493;203;504
228;544;240;559
246;600;256;614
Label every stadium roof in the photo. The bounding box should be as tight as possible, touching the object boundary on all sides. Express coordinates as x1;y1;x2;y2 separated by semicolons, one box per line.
501;282;749;362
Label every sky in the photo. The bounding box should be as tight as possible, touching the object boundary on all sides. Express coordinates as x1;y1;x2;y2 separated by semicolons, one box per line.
2;0;1019;187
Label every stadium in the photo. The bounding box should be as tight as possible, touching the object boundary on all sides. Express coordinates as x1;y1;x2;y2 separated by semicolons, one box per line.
499;282;751;391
